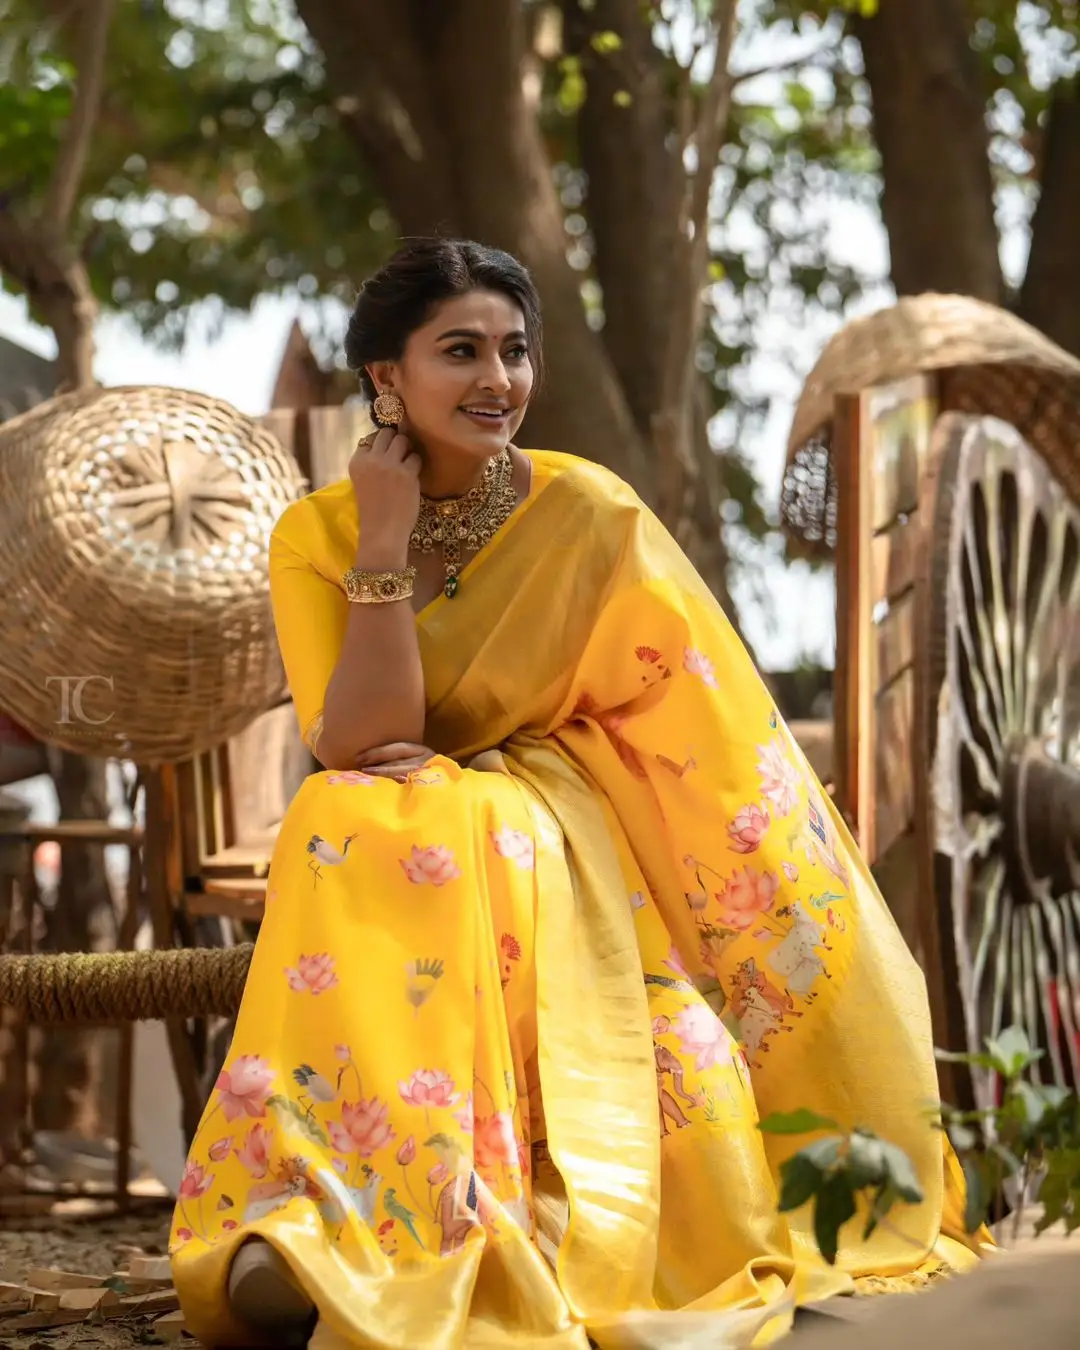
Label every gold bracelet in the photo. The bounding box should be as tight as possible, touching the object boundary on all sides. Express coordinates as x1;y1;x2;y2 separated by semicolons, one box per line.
342;565;417;604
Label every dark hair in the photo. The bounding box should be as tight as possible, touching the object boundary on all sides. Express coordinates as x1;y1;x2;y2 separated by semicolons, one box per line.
344;237;544;401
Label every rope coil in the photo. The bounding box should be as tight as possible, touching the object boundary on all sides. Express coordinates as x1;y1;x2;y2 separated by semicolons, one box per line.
0;946;253;1023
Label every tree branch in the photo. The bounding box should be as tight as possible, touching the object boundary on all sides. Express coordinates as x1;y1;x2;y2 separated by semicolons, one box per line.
40;0;116;245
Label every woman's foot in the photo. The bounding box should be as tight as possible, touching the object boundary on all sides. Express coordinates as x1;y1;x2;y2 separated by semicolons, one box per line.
227;1238;317;1346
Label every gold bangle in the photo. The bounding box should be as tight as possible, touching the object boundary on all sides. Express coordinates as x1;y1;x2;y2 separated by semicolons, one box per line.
342;565;417;604
303;710;325;760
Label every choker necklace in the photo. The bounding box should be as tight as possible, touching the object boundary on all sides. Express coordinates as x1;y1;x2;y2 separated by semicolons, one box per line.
410;450;517;599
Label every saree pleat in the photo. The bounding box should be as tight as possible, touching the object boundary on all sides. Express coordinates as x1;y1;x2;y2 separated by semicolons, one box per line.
171;453;982;1349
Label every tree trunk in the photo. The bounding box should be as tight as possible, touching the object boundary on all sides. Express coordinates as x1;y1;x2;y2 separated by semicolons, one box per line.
1017;75;1080;358
295;0;653;490
855;0;1002;302
33;751;114;1134
563;0;680;436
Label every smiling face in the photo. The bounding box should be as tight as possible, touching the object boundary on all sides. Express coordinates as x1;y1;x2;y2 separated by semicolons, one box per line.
367;289;534;468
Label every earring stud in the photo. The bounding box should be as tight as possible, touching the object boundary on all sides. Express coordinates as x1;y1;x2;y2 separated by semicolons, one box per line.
372;391;405;427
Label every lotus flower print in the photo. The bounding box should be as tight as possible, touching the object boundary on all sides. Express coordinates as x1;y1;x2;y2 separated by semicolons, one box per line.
683;647;718;688
491;826;535;870
235;1122;272;1178
399;845;461;886
727;803;770;854
284;952;339;995
399;1068;460;1108
215;1055;274;1121
674;1004;734;1072
756;738;801;818
327;1098;395;1156
178;1159;213;1198
715;866;779;930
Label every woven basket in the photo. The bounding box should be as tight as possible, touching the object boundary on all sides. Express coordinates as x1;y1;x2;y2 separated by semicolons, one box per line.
0;386;307;763
780;294;1080;560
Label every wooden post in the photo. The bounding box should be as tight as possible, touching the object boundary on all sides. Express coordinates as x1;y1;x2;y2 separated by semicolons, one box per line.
833;392;876;856
141;767;205;1144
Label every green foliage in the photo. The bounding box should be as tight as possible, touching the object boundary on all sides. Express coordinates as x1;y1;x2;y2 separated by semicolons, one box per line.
764;1025;1080;1268
758;1110;924;1264
938;1026;1080;1237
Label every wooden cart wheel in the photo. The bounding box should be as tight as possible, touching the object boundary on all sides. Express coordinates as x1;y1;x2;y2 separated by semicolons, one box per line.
916;413;1080;1108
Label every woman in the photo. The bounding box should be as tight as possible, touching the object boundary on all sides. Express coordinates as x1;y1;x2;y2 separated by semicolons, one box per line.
171;239;980;1349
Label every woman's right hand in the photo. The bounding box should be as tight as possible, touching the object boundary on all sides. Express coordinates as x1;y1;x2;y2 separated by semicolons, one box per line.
348;428;422;560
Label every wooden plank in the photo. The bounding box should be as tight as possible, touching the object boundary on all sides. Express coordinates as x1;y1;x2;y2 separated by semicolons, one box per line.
306;404;371;490
184;880;266;922
259;408;308;487
874;590;915;691
789;719;833;786
873;668;915;860
173;759;204;884
832;392;876;859
870;517;919;608
227;702;313;844
865;375;937;532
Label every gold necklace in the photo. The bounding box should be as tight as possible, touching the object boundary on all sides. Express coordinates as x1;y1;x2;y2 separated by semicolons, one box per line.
410;450;517;599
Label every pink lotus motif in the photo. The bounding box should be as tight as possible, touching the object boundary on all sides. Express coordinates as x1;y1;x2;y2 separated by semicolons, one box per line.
399;1068;460;1108
396;1135;416;1166
491;826;535;871
715;866;780;930
327;1098;395;1157
326;770;375;786
782;861;799;883
235;1122;272;1179
215;1055;274;1121
453;1092;474;1133
673;1004;735;1072
399;845;462;887
727;803;770;854
334;1043;352;1062
208;1136;233;1162
756;738;801;818
474;1111;518;1170
683;647;719;688
284;952;339;995
178;1159;213;1199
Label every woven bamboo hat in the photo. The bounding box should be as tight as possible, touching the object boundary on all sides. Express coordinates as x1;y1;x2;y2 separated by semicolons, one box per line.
781;293;1080;559
0;386;307;763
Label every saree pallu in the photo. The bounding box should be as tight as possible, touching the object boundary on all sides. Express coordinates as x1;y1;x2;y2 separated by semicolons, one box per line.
171;453;980;1349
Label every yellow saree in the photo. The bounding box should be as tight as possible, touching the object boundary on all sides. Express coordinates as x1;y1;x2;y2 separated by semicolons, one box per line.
171;451;979;1349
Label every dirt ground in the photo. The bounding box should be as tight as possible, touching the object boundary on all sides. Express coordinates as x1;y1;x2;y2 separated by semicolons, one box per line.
0;1201;179;1349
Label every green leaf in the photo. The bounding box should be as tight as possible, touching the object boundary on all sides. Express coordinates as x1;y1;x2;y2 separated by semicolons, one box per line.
777;1152;825;1213
946;1122;978;1152
961;1154;988;1235
862;1182;898;1240
879;1139;924;1205
813;1173;857;1265
758;1108;838;1136
984;1026;1043;1079
589;31;623;54
844;1129;887;1189
267;1093;329;1148
612;89;633;108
